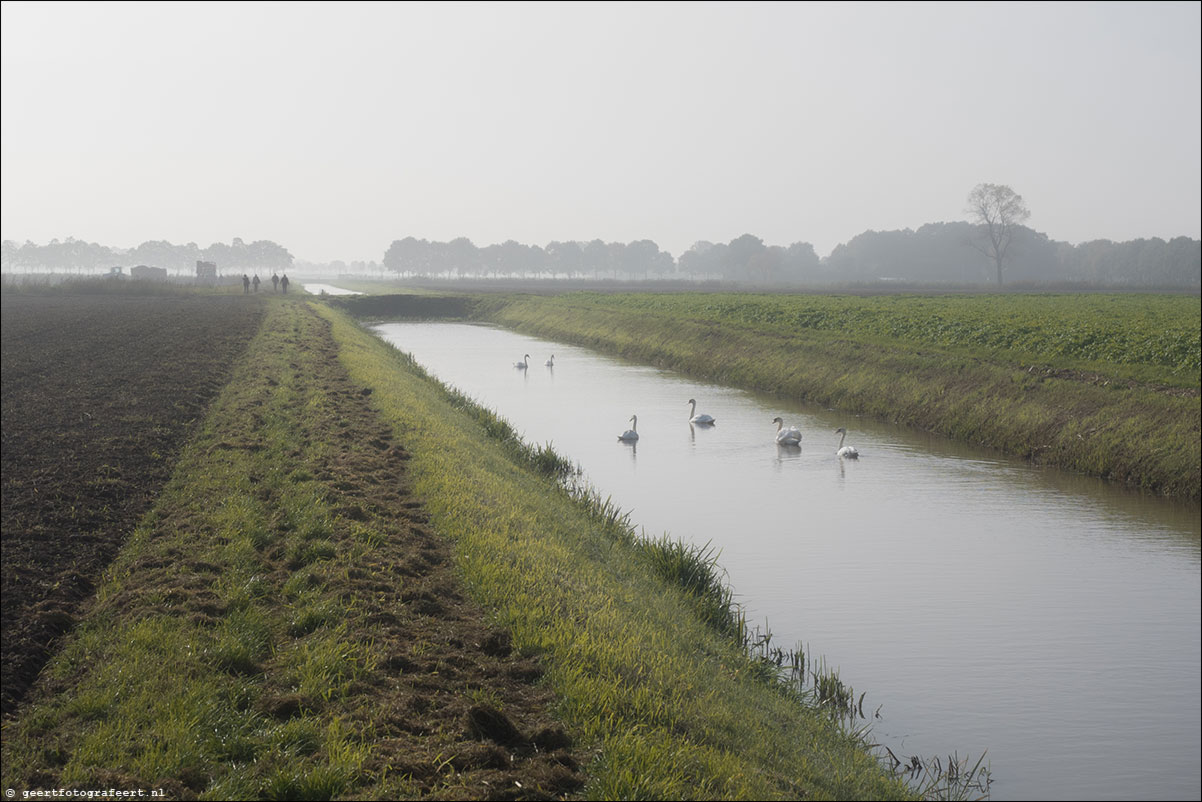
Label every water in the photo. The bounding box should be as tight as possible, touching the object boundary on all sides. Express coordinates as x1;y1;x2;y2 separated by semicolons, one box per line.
303;283;362;295
371;320;1201;801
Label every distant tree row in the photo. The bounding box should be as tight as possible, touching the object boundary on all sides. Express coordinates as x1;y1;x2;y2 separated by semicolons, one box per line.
0;237;294;274
383;237;679;280
825;223;1200;287
382;229;1198;288
4;228;1197;288
383;235;821;283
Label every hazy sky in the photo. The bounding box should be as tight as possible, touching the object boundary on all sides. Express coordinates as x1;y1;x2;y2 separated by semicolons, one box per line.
2;1;1199;263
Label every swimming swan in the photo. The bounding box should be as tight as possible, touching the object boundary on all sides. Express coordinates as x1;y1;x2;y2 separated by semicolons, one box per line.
545;355;555;367
773;417;802;445
687;398;715;425
835;427;859;458
514;354;530;369
618;415;640;441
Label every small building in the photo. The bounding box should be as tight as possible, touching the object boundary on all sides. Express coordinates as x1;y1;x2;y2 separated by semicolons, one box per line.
196;260;217;284
131;264;168;281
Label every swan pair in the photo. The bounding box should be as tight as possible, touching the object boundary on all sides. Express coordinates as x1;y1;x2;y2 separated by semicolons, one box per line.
515;354;555;369
774;419;859;456
619;398;715;441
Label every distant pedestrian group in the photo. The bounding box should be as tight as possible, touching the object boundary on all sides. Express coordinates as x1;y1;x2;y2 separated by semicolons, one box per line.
246;272;288;294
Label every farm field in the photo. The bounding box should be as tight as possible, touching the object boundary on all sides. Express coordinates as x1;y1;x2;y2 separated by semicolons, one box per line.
1;297;588;798
480;291;1201;385
0;292;265;715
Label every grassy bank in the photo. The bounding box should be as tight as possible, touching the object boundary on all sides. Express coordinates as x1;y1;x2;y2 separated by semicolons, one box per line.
319;304;915;799
3;297;915;799
438;292;1199;499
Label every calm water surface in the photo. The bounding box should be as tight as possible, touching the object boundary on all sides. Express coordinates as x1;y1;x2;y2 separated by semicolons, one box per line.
303;283;362;295
372;320;1201;801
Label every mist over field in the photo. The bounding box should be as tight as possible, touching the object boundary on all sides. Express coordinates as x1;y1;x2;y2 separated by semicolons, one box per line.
2;2;1199;281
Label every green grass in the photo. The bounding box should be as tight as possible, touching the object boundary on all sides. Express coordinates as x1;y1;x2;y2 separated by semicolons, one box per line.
320;304;915;800
482;292;1200;382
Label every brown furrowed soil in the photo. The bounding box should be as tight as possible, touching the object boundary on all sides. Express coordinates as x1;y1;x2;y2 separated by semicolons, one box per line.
2;296;585;798
1;292;266;715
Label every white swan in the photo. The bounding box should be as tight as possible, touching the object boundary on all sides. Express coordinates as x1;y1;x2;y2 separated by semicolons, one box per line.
545;355;555;367
514;353;530;369
773;417;802;445
618;414;639;441
687;398;715;425
835;427;859;458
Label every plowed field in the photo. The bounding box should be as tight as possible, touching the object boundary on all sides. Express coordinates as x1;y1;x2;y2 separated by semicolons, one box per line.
1;292;265;714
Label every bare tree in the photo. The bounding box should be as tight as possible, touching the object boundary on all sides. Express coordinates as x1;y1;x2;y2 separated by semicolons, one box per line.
967;183;1030;285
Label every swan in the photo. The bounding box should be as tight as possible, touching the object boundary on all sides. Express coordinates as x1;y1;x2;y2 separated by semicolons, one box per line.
618;415;639;441
545;355;555;367
687;398;715;425
773;417;802;445
514;354;530;370
835;427;859;458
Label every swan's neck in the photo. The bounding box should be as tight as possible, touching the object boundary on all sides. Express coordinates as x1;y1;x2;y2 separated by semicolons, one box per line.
776;420;783;432
838;431;846;448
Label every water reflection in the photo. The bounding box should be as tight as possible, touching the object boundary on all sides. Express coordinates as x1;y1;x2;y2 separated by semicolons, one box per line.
371;320;1200;802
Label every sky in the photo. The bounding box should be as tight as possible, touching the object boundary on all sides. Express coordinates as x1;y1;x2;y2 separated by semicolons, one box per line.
2;0;1199;264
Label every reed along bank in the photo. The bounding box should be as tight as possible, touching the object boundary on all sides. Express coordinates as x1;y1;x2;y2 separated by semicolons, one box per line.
334;290;1200;500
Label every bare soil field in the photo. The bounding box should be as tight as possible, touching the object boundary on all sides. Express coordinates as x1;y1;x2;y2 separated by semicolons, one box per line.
1;293;265;715
3;296;586;797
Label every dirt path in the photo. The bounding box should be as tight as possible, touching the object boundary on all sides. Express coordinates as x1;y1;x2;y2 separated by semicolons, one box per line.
254;306;585;798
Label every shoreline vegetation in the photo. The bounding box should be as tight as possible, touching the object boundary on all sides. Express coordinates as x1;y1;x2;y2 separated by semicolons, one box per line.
331;288;1200;501
2;291;931;800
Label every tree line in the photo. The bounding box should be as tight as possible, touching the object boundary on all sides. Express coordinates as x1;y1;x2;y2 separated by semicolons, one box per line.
0;237;294;274
382;229;1198;288
3;227;1198;288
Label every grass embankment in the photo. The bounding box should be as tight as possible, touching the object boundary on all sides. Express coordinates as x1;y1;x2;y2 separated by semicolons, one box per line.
460;292;1200;500
3;298;912;799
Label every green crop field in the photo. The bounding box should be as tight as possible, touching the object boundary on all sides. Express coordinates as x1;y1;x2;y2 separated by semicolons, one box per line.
517;292;1200;383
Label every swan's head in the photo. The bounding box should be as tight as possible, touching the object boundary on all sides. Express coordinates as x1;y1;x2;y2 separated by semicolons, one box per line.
835;427;847;434
773;416;784;425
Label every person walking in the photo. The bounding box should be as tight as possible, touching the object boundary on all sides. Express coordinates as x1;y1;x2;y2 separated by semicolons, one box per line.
252;274;261;293
271;272;280;292
242;274;250;294
280;274;290;294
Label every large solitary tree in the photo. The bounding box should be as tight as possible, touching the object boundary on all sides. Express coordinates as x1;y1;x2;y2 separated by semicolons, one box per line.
967;183;1030;285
